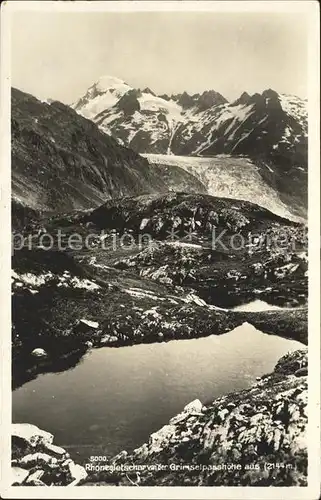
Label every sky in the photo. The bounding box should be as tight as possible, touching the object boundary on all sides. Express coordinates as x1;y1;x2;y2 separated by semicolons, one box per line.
11;10;308;104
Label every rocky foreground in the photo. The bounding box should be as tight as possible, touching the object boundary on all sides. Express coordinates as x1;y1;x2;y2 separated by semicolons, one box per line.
11;424;87;486
11;349;307;487
90;349;308;487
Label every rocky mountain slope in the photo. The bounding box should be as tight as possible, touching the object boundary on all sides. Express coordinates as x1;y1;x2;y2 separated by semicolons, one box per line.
12;88;204;213
72;77;308;218
104;348;307;487
84;192;307;308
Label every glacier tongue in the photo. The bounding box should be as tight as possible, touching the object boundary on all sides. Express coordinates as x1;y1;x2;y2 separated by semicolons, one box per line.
143;153;300;221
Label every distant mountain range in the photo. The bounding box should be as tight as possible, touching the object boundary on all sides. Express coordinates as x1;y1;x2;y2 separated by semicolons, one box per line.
11;78;308;220
71;76;308;218
72;76;307;161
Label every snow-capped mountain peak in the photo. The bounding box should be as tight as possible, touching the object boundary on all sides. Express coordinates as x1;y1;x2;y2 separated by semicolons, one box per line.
72;78;307;175
278;94;307;136
94;75;129;92
73;75;132;119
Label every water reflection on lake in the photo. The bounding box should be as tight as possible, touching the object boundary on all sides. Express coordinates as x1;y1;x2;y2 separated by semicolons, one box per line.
12;321;303;462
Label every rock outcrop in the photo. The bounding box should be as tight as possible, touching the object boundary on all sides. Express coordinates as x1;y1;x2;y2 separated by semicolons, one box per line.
100;349;307;486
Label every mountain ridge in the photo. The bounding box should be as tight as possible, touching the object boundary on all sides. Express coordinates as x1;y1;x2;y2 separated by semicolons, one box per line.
11;87;207;214
72;75;307;158
72;76;307;220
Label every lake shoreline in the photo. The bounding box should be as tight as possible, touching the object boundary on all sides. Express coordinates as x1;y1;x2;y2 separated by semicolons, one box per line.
12;302;307;390
11;348;308;487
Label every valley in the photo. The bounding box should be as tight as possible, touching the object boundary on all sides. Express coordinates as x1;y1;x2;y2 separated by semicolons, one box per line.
11;83;308;487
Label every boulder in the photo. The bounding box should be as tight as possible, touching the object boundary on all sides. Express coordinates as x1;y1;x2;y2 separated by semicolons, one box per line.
183;399;203;413
12;423;53;447
79;319;99;329
31;348;47;358
11;466;29;485
67;462;88;486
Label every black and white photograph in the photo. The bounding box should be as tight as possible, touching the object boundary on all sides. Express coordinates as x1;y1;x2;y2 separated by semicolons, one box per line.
0;1;320;498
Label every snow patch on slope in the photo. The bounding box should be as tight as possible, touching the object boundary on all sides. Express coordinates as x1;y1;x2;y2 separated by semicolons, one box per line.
279;94;307;136
139;93;182;117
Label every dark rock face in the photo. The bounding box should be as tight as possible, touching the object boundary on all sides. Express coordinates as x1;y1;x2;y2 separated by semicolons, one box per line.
148;163;207;194
86;349;307;486
84;191;301;238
